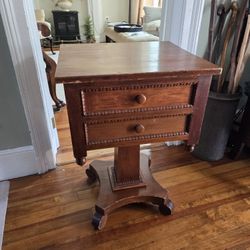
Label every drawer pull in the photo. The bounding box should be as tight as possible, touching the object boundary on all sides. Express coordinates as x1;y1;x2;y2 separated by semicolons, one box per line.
135;94;147;104
135;124;145;133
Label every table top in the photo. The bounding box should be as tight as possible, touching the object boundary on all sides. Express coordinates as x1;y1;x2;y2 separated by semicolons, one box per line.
55;41;221;82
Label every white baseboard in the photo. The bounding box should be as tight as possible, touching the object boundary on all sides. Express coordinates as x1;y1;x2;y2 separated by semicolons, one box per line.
0;146;39;181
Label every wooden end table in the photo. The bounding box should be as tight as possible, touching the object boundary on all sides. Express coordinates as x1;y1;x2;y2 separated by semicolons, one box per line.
55;42;221;230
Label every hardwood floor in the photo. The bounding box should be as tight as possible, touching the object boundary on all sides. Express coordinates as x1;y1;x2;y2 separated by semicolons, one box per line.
3;107;250;250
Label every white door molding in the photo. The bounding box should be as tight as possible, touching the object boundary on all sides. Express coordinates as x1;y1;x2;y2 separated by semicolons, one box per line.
0;0;58;176
0;146;39;181
160;0;205;147
160;0;205;54
87;0;104;42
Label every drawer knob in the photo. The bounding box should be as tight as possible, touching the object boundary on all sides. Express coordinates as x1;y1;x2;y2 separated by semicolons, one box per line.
135;94;147;104
135;124;145;133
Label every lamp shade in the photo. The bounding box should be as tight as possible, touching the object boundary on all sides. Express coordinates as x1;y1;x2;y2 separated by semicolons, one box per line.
35;9;45;22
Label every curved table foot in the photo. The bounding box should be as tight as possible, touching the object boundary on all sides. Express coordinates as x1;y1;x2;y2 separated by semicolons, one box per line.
92;212;108;230
88;154;173;230
54;100;66;112
86;165;98;185
76;157;86;166
159;199;174;215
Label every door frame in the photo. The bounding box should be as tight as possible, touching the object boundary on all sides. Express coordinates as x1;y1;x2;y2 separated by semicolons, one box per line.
0;0;58;175
160;0;205;54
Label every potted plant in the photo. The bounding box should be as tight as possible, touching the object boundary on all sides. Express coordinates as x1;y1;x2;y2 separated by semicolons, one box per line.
84;16;96;43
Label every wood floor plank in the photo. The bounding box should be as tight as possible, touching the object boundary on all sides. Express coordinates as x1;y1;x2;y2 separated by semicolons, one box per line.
82;199;250;250
3;106;250;250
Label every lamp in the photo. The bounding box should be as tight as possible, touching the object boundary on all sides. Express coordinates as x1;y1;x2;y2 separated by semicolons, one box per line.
55;0;73;11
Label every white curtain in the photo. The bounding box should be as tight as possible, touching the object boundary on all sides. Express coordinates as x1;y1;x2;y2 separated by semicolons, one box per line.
131;0;143;24
160;0;205;54
130;0;162;24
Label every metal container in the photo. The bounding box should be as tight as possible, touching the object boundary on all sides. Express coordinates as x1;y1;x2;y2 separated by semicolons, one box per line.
193;91;241;161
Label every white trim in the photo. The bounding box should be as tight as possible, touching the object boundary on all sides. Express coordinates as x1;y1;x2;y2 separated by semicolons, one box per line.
0;146;39;181
23;1;59;157
0;0;58;175
160;0;205;54
87;0;104;42
187;1;206;54
160;0;205;146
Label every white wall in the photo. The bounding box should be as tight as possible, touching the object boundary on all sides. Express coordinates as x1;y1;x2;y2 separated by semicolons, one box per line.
33;0;129;40
102;0;129;23
196;0;211;57
0;15;31;150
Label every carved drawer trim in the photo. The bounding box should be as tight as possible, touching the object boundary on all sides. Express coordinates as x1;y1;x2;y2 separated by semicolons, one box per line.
87;131;188;146
84;112;190;146
83;104;193;117
84;112;190;125
81;81;197;93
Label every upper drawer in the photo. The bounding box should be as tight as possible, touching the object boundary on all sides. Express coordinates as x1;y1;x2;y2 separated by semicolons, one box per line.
81;81;197;116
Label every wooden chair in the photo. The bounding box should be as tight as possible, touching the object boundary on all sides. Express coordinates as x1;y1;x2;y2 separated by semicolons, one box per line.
42;51;65;111
35;9;55;55
37;23;55;55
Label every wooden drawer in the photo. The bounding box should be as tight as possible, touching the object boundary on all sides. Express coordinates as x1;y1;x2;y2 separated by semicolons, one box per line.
81;82;196;116
85;114;189;146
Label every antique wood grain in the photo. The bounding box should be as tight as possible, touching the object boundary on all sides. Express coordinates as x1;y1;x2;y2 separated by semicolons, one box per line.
64;84;87;165
55;42;221;82
187;75;212;147
81;82;194;115
3;107;250;249
86;114;188;145
55;42;221;229
114;146;140;183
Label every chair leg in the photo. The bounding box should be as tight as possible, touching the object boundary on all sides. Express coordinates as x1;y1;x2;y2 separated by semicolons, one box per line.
49;75;65;111
47;38;55;55
43;49;65;111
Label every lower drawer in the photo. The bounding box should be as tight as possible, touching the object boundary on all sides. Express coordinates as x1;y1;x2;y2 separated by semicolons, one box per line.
85;114;188;146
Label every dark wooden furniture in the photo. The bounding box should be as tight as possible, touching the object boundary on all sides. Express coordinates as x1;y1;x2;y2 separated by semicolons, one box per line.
37;22;55;55
42;51;65;111
52;10;81;42
55;42;221;230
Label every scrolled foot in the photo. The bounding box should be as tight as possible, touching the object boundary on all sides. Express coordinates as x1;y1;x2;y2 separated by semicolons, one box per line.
92;212;107;230
55;101;65;110
76;157;86;166
86;167;97;184
159;199;174;216
53;105;61;112
58;100;66;107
